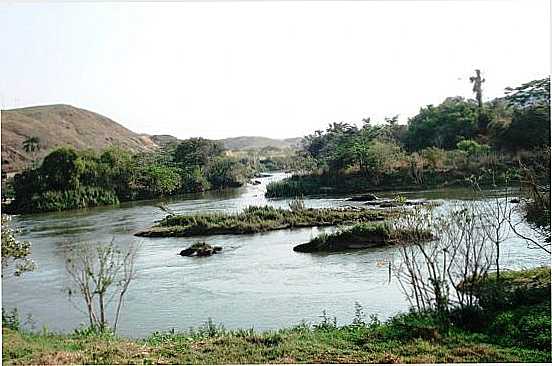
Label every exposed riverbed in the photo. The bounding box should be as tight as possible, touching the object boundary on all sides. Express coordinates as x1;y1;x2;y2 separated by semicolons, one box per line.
2;173;548;337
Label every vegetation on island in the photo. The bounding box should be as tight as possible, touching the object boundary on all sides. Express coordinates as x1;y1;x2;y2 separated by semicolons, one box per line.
135;204;389;237
3;267;550;364
266;75;550;198
293;221;433;253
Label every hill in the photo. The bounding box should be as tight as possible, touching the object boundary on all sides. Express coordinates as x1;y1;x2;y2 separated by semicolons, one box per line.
0;105;303;172
1;104;158;172
218;136;302;150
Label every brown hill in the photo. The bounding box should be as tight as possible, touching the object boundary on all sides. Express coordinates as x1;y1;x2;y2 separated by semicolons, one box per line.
218;136;302;151
1;104;158;173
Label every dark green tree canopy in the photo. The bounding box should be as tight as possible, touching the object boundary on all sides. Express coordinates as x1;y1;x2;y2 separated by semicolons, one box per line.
40;147;83;191
405;97;478;151
174;138;224;168
505;77;550;108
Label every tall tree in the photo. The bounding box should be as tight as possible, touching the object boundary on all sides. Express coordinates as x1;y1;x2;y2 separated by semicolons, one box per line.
470;69;489;131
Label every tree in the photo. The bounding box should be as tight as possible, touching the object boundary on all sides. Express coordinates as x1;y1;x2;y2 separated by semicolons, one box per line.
504;77;550;108
456;139;490;156
394;203;495;315
40;147;83;191
22;136;41;155
303;122;359;172
490;77;551;152
173;138;224;168
350;140;402;183
65;241;137;332
491;105;550;152
469;69;485;109
22;136;41;167
405;97;478;151
207;157;251;189
509;152;551;254
1;214;36;277
135;164;182;198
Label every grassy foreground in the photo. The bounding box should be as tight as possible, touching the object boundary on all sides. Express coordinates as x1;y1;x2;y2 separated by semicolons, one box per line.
3;314;549;364
135;205;389;237
3;267;550;364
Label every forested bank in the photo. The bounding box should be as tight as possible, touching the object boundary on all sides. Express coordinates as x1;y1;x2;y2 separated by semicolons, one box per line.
2;138;264;214
3;75;549;214
267;76;551;197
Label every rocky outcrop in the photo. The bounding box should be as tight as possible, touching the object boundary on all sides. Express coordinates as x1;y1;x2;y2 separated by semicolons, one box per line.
348;193;379;202
179;242;222;257
364;199;428;208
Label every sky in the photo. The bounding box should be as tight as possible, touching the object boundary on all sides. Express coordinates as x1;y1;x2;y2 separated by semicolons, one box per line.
0;1;550;140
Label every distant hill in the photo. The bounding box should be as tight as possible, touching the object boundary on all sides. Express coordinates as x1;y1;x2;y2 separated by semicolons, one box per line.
218;136;302;151
149;134;180;146
0;104;304;173
1;104;158;172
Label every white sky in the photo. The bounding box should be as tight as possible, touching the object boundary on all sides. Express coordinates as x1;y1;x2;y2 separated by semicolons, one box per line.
0;1;550;139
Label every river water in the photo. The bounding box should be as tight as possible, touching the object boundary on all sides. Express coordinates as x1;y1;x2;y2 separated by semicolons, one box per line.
2;173;548;337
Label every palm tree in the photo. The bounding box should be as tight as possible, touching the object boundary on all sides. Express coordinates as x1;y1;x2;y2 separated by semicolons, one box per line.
22;136;41;167
469;69;485;108
22;136;41;154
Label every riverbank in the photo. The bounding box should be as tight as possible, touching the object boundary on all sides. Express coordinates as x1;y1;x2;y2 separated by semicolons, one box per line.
3;267;550;364
265;169;515;198
135;205;391;237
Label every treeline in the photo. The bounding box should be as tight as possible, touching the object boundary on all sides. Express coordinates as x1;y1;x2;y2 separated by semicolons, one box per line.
267;76;550;197
6;138;259;213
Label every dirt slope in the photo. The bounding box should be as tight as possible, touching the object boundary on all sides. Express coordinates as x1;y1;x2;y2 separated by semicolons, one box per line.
1;104;158;172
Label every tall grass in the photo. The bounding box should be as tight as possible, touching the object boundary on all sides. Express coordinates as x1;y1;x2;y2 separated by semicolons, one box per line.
136;205;388;237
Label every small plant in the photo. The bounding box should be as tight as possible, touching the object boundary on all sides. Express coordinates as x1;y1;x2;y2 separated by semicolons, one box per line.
2;308;20;330
65;240;138;333
352;302;365;326
288;197;306;212
315;310;337;330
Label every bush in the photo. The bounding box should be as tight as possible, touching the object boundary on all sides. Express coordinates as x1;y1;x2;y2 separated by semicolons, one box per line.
374;311;443;342
488;304;551;350
12;186;119;213
2;308;20;330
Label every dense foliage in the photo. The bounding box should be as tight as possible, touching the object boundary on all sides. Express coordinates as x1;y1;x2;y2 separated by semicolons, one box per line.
7;138;258;213
267;76;550;197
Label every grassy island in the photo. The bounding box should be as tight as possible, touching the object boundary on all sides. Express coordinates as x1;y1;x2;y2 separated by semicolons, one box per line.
293;222;433;252
135;206;390;237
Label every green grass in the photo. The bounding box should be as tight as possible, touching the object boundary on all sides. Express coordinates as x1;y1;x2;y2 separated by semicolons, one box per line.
135;205;390;237
3;309;550;365
294;222;433;252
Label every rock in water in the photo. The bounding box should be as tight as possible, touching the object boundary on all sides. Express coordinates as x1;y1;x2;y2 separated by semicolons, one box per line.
348;193;379;202
179;248;195;256
179;242;222;257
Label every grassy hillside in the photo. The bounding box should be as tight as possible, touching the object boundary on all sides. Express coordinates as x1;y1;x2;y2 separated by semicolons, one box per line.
1;105;158;172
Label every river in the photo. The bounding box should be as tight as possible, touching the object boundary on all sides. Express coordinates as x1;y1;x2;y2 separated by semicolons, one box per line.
2;173;548;337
